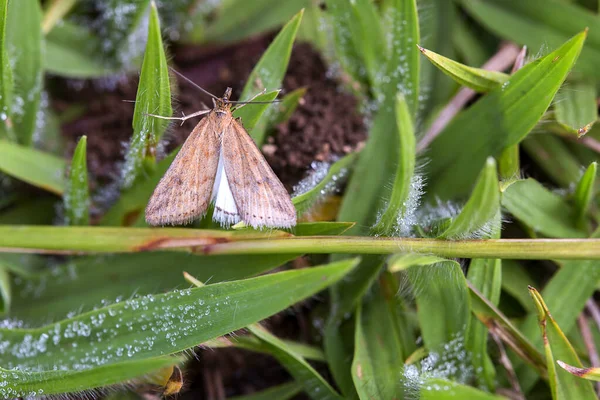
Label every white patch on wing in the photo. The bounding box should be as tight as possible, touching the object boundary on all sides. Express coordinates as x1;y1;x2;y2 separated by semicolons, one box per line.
211;147;240;227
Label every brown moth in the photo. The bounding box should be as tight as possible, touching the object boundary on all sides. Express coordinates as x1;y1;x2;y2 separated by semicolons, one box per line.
145;86;296;229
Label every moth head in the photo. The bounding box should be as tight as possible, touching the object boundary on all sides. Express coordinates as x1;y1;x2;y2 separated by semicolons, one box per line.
214;87;234;112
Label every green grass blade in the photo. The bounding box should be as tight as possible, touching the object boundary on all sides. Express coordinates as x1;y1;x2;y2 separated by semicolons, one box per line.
349;0;386;93
9;252;300;323
0;263;10;314
417;377;505;400
228;382;302;400
466;215;502;390
64;136;89;226
573;162;597;228
417;45;509;92
439;158;500;239
426;31;587;199
6;0;42;146
0;260;357;380
41;0;77;34
122;2;172;189
0;356;180;398
529;287;597;399
501;179;585;238
248;324;343;400
0;140;65;195
384;0;420;113
372;94;416;236
461;0;600;80
293;153;356;216
0;0;14;141
240;9;303;101
352;277;405;399
555;80;597;135
409;260;470;353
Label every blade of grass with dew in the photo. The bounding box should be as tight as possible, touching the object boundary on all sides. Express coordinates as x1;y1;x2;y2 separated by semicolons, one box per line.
426;31;586;200
417;377;506;400
465;214;502;391
1;356;181;398
239;10;303;145
501;179;585;238
5;0;42;146
558;361;600;383
555;80;597;136
461;0;600;80
383;0;420;113
64;136;89;226
0;263;10;314
45;21;121;78
417;45;508;92
0;140;65;195
0;0;14;141
352;275;406;399
522;134;583;188
372;94;416;236
468;283;547;378
8;252;302;323
0;259;357;395
248;324;342;400
438;158;500;239
122;2;171;189
348;0;386;93
529;287;597;399
407;259;470;353
229;382;302;400
515;237;600;391
574;162;597;230
293;153;357;217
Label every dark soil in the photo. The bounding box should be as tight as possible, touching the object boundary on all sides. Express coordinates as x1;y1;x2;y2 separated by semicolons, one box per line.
50;36;366;398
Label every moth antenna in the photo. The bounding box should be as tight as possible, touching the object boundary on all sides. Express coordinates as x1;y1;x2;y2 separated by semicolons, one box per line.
145;109;210;122
169;67;219;100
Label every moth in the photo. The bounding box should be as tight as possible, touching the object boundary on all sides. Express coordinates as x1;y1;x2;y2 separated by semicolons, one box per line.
145;72;296;229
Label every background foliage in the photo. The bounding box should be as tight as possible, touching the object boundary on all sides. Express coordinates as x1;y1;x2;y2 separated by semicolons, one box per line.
0;0;599;399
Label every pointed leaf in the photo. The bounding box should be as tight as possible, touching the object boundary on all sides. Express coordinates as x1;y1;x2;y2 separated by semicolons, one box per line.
427;31;586;199
122;2;171;188
64;136;89;226
529;286;597;400
6;0;42;145
418;45;509;92
558;361;600;383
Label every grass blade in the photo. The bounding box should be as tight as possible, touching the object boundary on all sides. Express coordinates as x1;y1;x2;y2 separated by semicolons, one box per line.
372;94;416;236
573;162;597;229
248;324;343;400
418;45;509;92
0;140;66;195
6;0;42;145
439;157;500;239
529;287;597;399
1;357;181;398
501;179;585;238
426;31;586;199
0;263;10;314
122;2;172;189
64;136;89;226
0;0;14;141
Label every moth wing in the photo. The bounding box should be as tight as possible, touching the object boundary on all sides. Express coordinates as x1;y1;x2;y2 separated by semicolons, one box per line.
222;120;296;228
145;115;219;225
